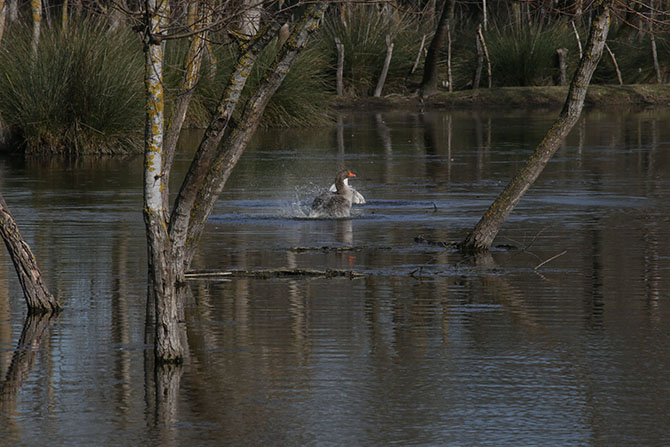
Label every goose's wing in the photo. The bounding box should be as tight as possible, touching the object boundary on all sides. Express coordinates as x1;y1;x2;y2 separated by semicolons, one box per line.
330;183;366;205
351;189;366;205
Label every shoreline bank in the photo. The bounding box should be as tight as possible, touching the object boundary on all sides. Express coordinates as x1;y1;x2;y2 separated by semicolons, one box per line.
331;84;670;111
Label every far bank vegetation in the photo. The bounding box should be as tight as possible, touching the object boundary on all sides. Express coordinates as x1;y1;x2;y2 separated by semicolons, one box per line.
0;0;668;155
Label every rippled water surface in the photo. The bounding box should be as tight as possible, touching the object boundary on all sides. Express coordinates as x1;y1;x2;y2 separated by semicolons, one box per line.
1;109;670;446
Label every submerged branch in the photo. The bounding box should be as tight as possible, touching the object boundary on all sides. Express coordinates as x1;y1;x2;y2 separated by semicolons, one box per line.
186;268;365;280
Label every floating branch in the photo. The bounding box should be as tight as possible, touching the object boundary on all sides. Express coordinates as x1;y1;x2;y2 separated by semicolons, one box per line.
534;250;568;270
186;268;366;280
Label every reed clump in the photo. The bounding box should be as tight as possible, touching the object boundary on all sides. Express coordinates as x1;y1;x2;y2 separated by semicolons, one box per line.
322;5;429;96
0;20;144;155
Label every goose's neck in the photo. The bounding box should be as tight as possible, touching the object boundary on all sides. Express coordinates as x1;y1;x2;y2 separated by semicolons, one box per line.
335;177;350;193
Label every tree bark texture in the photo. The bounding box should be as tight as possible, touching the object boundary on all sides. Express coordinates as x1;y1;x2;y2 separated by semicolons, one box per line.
461;0;612;252
143;0;184;364
419;0;452;96
0;194;61;313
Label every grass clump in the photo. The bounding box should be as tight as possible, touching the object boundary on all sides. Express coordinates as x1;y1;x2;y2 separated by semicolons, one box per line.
164;31;332;128
484;20;576;87
322;5;428;96
0;20;144;155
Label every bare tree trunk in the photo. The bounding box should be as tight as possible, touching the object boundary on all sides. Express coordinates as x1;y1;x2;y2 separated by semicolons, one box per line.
571;21;583;59
0;0;7;44
472;33;483;90
477;24;491;88
650;0;662;83
556;48;568;85
605;43;623;85
446;22;453;91
461;0;612;253
374;35;393;97
0;194;61;313
61;0;68;30
409;34;426;76
335;37;344;96
7;0;16;22
419;0;452;97
142;0;184;364
30;0;41;58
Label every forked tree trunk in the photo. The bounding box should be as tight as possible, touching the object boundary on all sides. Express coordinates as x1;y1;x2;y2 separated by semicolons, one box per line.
171;3;329;273
161;1;210;207
0;194;61;313
142;2;329;364
460;0;612;253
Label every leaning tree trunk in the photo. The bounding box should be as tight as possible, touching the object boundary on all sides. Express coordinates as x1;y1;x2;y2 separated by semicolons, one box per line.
419;0;452;97
170;3;330;273
0;194;61;313
460;0;612;252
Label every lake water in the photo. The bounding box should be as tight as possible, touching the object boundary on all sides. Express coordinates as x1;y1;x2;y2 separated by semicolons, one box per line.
1;108;669;446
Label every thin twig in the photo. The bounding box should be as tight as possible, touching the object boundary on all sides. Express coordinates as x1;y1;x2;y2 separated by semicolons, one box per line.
534;250;567;270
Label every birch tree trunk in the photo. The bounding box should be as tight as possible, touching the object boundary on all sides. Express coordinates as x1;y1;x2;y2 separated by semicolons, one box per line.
461;0;612;252
374;35;393;97
61;0;68;31
6;0;15;22
0;0;7;44
0;194;61;313
142;0;183;363
31;0;42;57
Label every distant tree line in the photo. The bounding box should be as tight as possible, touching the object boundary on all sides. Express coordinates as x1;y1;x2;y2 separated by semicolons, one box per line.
1;1;669;153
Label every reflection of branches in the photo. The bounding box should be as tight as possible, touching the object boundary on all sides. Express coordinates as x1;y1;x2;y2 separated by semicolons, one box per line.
0;313;56;411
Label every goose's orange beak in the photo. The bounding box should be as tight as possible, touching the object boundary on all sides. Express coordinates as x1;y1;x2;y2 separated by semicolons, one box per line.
348;171;356;178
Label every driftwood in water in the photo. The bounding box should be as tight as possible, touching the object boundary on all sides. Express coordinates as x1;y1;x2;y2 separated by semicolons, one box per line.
186;268;365;280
